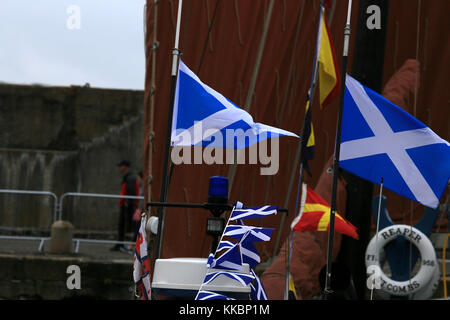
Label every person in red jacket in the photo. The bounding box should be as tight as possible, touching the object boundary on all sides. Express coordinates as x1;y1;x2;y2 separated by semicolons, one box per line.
111;160;140;252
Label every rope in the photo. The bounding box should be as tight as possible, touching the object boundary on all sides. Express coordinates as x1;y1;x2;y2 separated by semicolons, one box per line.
197;0;220;75
227;0;276;191
408;0;422;291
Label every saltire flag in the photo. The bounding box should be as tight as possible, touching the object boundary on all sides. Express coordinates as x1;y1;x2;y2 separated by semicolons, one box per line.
208;230;252;270
133;215;152;300
249;269;268;300
229;205;278;221
223;225;274;242
203;271;255;287
197;290;235;300
216;240;235;253
216;229;262;268
171;60;299;148
240;240;260;269
340;75;450;208
290;183;359;239
209;241;243;271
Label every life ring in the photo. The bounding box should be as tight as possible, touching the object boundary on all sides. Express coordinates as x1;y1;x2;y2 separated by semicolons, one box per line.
365;224;437;297
373;259;440;300
410;261;440;300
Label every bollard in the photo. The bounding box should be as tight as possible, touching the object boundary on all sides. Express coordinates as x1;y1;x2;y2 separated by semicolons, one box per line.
50;220;74;254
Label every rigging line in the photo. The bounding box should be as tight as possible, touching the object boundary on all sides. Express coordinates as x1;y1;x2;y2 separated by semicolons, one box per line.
409;0;422;288
227;0;276;192
197;0;220;75
145;1;158;204
277;0;306;126
273;0;322;259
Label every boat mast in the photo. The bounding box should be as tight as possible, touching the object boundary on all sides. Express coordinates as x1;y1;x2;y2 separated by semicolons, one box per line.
153;0;184;261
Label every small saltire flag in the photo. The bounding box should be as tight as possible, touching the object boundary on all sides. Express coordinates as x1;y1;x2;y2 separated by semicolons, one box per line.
290;183;359;239
203;271;255;287
210;241;243;271
249;269;268;300
340;75;450;208
229;205;278;221
133;215;152;300
240;240;260;268
318;3;340;108
216;240;235;253
208;230;252;271
171;60;299;148
197;290;235;300
223;225;274;242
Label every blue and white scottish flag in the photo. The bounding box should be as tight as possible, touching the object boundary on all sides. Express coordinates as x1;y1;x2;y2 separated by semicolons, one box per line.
171;60;299;149
196;290;235;300
340;75;450;208
203;271;255;287
229;205;278;221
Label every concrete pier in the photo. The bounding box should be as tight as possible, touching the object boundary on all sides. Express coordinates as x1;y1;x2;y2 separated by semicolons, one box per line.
0;238;135;300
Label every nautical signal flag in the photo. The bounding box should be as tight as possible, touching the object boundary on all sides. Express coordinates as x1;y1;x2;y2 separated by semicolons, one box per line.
290;183;359;239
317;3;340;109
300;4;339;176
340;75;450;209
300;100;315;176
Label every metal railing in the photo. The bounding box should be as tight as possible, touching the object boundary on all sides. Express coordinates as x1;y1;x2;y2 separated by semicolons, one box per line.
0;189;58;223
58;192;144;220
0;189;144;252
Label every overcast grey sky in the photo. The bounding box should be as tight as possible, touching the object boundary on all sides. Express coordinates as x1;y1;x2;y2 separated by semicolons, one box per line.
0;0;146;90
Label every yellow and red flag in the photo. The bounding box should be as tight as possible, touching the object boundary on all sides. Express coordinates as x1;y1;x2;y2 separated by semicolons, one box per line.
290;183;358;239
317;3;340;109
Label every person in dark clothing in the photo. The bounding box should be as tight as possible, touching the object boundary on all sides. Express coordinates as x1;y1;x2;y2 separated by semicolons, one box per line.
111;160;140;253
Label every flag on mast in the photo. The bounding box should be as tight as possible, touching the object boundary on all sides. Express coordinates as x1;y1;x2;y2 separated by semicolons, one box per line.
290;183;359;239
340;75;450;209
171;60;299;148
318;1;340;109
300;100;315;176
300;2;339;175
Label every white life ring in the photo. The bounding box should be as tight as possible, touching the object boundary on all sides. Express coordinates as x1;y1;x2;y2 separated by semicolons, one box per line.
365;224;437;297
410;261;440;300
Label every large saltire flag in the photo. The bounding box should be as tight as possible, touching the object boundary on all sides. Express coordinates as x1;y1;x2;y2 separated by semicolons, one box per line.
133;215;152;300
171;60;299;148
340;75;450;208
290;183;359;239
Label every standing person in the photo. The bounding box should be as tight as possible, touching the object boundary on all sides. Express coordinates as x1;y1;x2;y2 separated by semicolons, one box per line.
111;160;140;253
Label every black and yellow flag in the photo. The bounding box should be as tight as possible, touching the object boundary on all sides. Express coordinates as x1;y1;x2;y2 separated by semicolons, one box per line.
301;3;339;176
301;100;315;176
